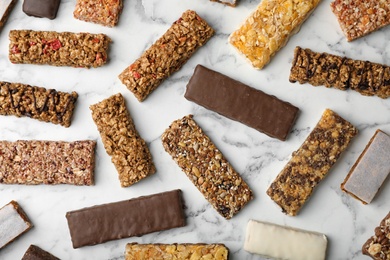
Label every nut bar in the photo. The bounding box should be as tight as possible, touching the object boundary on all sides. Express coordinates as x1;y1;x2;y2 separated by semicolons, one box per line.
66;190;186;248
161;115;253;219
0;140;96;185
0;81;78;127
341;130;390;204
290;47;390;99
90;93;155;187
330;0;390;41
74;0;123;27
362;211;390;259
0;0;17;30
23;0;61;20
9;30;111;68
125;243;229;260
0;201;33;249
118;10;214;102
21;245;60;260
210;0;237;7
229;0;321;69
244;219;327;260
267;109;357;216
185;65;299;141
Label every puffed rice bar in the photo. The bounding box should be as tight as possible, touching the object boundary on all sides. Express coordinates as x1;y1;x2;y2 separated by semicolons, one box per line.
74;0;123;27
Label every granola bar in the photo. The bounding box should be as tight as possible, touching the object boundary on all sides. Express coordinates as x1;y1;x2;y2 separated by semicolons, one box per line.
125;243;229;260
210;0;237;7
0;81;78;127
362;211;390;260
267;109;357;216
0;140;96;185
289;47;390;99
9;30;111;68
22;245;60;260
330;0;390;41
118;10;214;102
229;0;321;69
0;0;17;30
161;115;253;219
90;93;155;187
74;0;123;27
0;201;33;249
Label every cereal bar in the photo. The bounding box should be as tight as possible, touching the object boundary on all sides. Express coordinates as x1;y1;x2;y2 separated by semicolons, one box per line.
0;0;17;30
118;10;214;101
267;109;357;216
210;0;237;7
0;81;78;127
9;30;111;68
229;0;321;69
125;243;229;260
90;93;155;187
22;245;60;260
74;0;123;27
289;47;390;99
330;0;390;41
161;115;253;219
362;211;390;259
0;140;96;185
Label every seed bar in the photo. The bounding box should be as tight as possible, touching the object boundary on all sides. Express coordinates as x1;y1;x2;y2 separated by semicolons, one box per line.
0;81;78;127
66;190;186;248
267;109;357;216
9;30;111;68
185;65;299;141
289;47;390;99
90;93;155;187
74;0;123;27
229;0;321;69
330;0;390;41
0;140;96;185
0;201;33;249
0;0;17;30
125;243;229;260
22;245;60;260
161;115;253;219
341;130;390;204
210;0;237;7
118;10;214;102
362;211;390;259
244;219;327;260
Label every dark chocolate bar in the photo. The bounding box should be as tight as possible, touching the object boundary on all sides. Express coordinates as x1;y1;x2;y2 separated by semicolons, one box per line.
23;0;61;20
22;245;60;260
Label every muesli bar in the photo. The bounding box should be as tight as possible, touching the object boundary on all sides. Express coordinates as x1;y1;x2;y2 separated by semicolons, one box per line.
161;115;253;219
0;0;17;30
73;0;123;27
0;140;96;185
9;30;111;68
118;10;214;101
125;243;229;260
330;0;390;41
210;0;237;7
362;211;390;259
289;47;390;99
22;245;60;260
0;81;78;127
229;0;321;69
266;109;357;216
90;93;155;187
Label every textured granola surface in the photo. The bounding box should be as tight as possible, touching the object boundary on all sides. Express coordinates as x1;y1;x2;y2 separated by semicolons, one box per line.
0;0;17;30
90;93;155;187
9;30;111;68
118;10;214;101
362;212;390;260
267;109;357;216
74;0;123;27
125;243;229;260
0;81;78;127
161;115;253;219
229;0;321;69
290;47;390;99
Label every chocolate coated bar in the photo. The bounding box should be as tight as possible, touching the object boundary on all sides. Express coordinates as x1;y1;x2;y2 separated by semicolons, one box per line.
74;0;123;27
0;0;17;30
22;245;60;260
66;190;186;248
362;211;390;259
185;65;299;141
23;0;61;19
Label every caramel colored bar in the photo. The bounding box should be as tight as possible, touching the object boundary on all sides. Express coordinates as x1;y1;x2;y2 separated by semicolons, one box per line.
9;30;111;68
229;0;321;69
341;130;390;204
118;10;214;101
362;211;390;259
0;81;78;127
22;245;60;260
161;115;253;219
74;0;123;27
0;140;96;185
0;0;17;30
267;109;357;216
125;243;229;260
290;47;390;99
90;93;155;187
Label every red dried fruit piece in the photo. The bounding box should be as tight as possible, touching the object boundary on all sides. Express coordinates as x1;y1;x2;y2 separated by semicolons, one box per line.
133;71;141;79
29;41;37;46
50;39;62;50
11;45;20;54
92;38;100;43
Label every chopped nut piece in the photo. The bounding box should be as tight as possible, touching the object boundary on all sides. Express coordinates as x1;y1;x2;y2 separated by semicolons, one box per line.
74;0;123;27
362;212;390;260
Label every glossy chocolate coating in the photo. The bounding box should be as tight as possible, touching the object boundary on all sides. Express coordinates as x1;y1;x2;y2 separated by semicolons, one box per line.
22;0;60;19
22;245;59;260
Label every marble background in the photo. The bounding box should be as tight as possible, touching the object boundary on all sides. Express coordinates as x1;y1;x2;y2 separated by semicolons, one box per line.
0;0;389;259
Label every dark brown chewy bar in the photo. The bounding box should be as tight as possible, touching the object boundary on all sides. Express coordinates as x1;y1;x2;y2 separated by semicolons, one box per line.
0;0;17;30
22;245;60;260
185;65;299;141
66;190;186;248
290;47;390;99
362;211;390;259
23;0;61;20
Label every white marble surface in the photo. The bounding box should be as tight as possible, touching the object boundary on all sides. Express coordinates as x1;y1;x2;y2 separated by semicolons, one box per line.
0;0;389;259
